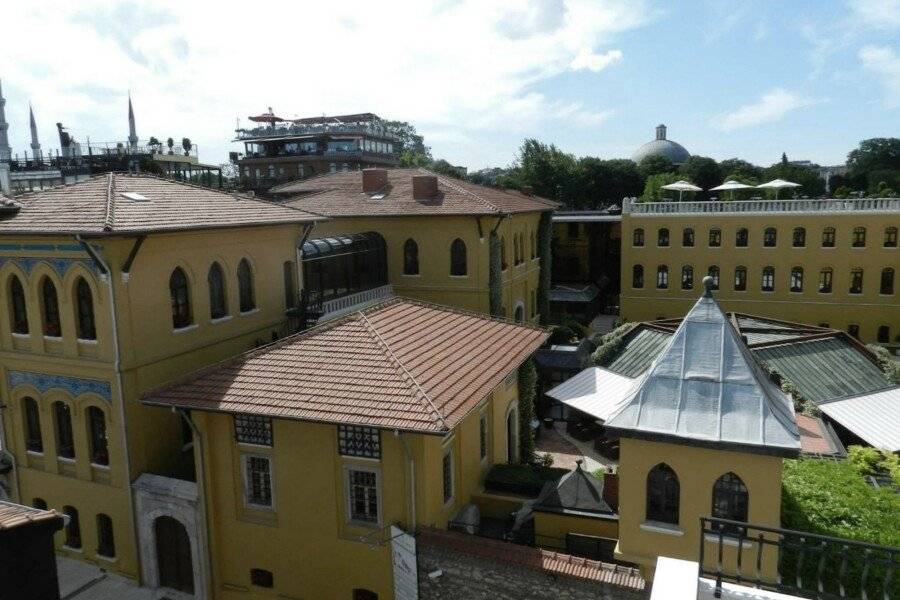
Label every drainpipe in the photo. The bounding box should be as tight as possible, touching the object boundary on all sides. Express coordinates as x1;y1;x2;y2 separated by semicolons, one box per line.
176;407;213;595
395;430;416;532
73;235;140;581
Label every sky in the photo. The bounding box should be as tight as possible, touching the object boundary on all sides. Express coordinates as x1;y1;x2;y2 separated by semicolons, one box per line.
0;0;898;171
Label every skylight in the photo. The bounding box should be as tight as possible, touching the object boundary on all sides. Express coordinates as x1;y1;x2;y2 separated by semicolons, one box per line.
121;192;149;201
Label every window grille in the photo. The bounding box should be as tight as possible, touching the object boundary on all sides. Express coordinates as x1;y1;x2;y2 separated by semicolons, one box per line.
338;425;381;459
348;469;379;523
646;464;679;524
244;455;272;507
235;415;273;446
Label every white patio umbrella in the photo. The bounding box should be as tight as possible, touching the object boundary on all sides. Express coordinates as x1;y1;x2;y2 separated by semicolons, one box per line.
757;178;801;199
710;179;754;200
660;180;702;201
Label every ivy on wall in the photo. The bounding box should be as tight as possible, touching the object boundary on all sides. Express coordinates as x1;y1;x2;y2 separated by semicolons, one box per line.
489;231;503;317
536;211;552;325
517;359;537;464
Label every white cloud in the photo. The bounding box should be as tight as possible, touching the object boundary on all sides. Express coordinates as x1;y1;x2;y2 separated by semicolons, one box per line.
0;0;654;168
847;0;900;30
859;45;900;107
712;89;812;132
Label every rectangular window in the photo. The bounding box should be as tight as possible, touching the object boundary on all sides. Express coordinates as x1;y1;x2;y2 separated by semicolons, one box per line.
234;415;273;446
442;449;454;504
243;455;273;508
479;414;488;460
347;468;379;524
337;425;381;459
250;569;274;588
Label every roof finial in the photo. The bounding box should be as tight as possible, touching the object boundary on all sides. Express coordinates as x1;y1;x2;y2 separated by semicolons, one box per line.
702;275;714;297
575;458;584;470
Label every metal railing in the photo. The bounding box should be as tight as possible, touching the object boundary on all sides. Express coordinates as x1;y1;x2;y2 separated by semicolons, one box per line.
235;122;400;141
624;197;900;215
699;517;898;600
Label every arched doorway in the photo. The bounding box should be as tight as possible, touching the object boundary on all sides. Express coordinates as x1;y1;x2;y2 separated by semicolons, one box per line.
506;407;518;463
514;302;524;323
155;516;194;595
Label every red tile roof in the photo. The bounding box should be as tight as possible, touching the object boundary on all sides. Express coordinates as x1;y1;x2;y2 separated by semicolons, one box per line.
0;173;324;236
797;414;843;456
0;501;64;532
273;168;559;217
418;528;645;590
143;298;548;433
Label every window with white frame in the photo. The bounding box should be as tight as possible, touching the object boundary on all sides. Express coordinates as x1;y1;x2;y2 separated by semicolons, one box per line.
234;415;273;446
337;425;381;459
442;448;454;504
243;455;273;508
346;468;379;524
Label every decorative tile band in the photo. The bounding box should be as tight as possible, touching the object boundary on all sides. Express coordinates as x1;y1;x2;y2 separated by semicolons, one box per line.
0;256;98;277
0;243;99;252
6;370;112;401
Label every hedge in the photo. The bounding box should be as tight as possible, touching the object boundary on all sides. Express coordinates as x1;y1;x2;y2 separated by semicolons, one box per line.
483;463;568;497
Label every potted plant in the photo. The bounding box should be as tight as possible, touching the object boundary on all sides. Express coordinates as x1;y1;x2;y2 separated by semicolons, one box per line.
182;137;192;156
167;137;174;155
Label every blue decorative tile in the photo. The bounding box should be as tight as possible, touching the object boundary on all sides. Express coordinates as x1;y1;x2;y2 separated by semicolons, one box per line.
7;371;112;401
0;256;98;277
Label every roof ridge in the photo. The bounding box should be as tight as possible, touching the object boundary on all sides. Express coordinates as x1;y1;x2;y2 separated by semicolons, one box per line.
357;308;449;431
395;295;549;334
103;173;116;231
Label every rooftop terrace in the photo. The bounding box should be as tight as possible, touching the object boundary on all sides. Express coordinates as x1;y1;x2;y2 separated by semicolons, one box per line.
623;196;900;216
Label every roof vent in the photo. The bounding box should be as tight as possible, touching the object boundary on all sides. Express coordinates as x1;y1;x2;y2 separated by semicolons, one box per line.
121;191;149;202
412;175;438;200
362;168;388;193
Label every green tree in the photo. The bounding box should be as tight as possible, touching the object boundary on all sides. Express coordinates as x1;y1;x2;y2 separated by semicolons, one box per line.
641;172;682;202
719;158;763;182
679;155;722;199
509;139;580;205
576;157;643;207
637;155;676;179
762;162;825;198
846;138;900;193
517;360;538;464
429;158;463;178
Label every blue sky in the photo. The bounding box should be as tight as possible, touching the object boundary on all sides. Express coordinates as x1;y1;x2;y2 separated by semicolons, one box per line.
1;0;897;170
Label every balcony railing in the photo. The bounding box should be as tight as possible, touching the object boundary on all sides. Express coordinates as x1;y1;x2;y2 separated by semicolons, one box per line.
318;284;393;322
624;197;900;215
235;122;400;141
699;517;898;600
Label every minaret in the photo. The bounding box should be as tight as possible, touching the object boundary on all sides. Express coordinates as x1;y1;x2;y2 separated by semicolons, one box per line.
29;103;41;161
127;92;138;150
0;79;11;195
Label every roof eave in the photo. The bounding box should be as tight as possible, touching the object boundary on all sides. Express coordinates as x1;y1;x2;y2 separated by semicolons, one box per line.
605;426;801;458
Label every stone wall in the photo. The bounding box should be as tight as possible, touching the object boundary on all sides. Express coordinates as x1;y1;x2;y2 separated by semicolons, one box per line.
416;529;647;600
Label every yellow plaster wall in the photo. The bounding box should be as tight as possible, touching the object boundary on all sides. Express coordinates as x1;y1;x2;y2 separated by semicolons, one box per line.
620;213;900;342
533;511;619;550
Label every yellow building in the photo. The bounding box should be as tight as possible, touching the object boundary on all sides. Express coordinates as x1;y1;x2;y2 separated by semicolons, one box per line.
273;168;558;324
605;281;801;578
143;298;547;599
0;174;323;587
620;196;900;344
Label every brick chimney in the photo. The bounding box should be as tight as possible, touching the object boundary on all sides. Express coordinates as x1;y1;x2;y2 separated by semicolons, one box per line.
412;175;438;200
603;473;619;512
362;168;388;193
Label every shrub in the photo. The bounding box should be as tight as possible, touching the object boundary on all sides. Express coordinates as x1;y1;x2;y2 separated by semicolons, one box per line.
847;445;885;475
548;326;576;346
591;322;634;366
483;463;568;497
517;360;537;464
866;343;900;384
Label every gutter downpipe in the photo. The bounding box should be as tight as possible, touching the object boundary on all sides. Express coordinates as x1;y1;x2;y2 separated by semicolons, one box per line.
395;430;416;532
74;235;140;581
176;406;213;596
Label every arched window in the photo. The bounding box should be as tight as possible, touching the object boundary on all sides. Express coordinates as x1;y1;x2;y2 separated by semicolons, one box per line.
506;407;518;463
238;259;256;312
790;267;804;292
41;277;61;337
763;227;777;247
403;239;419;275
708;266;720;290
514;304;524;323
646;463;679;524
819;268;833;293
761;266;775;292
656;265;669;289
681;265;694;290
881;268;894;295
169;268;192;329
885;227;898;248
658;228;670;247
530;231;536;259
708;228;721;247
735;228;748;247
792;227;806;248
633;228;645;247
450;239;467;276
822;227;836;248
63;506;81;549
852;226;866;248
24;397;42;453
500;236;508;270
9;275;28;334
207;263;227;319
96;514;115;558
682;228;694;247
877;326;890;343
283;261;297;309
734;266;747;291
632;264;644;289
75;278;96;340
54;401;74;459
849;268;863;294
712;472;749;527
88;406;109;466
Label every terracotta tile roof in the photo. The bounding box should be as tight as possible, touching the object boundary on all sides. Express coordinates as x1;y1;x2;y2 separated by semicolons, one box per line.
273;168;559;217
0;173;324;236
143;298;548;433
0;501;64;532
796;414;843;456
418;528;646;590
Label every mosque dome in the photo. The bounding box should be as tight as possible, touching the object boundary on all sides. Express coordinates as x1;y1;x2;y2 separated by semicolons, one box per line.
631;124;690;165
